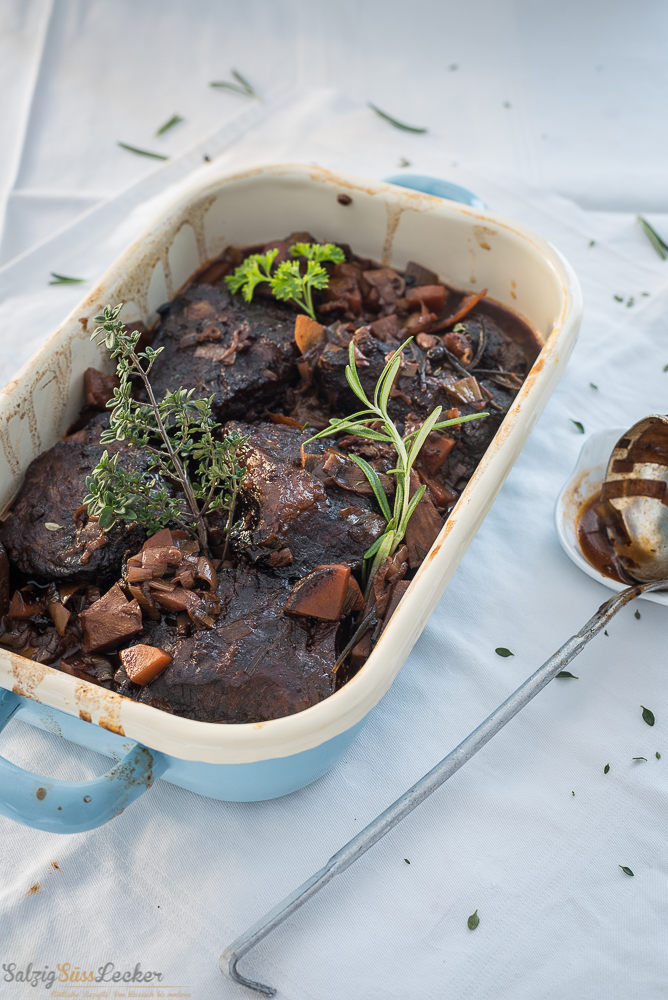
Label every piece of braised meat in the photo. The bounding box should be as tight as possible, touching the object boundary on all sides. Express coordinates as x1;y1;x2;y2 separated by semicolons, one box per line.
147;284;300;423
0;415;146;586
137;563;338;723
216;422;386;577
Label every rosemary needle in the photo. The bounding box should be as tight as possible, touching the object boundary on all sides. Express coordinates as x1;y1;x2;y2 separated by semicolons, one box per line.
638;215;668;260
49;272;85;285
368;103;428;133
117;142;169;161
210;69;260;99
155;114;183;136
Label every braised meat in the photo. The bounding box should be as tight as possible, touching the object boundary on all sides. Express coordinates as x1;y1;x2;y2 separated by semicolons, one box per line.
221;422;386;577
0;235;543;726
147;284;299;423
137;563;338;723
0;415;146;586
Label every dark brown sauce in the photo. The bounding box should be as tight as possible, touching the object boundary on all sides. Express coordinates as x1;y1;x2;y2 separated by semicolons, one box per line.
576;491;635;584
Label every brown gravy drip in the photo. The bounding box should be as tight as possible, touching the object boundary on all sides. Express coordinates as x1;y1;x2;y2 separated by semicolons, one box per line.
576;491;636;585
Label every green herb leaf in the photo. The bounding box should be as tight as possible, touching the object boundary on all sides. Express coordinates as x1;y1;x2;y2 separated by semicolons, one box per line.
404;858;410;864
556;671;579;679
590;383;598;390
634;609;641;619
619;866;634;877
570;419;585;434
44;522;64;531
638;215;668;260
117;142;169;160
368;102;427;133
632;757;647;761
604;629;609;636
398;157;411;168
626;297;635;307
347;454;393;521
604;763;610;773
495;647;514;657
155;114;183;136
656;751;661;759
49;273;85;285
467;910;480;930
613;295;624;302
641;705;655;726
589;239;596;247
210;69;260;99
572;791;575;796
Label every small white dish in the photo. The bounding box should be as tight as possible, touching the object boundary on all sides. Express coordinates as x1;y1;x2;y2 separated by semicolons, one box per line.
554;428;668;606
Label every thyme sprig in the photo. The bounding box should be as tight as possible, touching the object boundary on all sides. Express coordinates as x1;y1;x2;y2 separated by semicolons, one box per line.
303;339;488;591
226;242;345;321
83;304;247;554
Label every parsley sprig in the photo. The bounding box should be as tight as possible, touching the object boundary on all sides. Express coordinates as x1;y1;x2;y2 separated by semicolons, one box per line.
303;339;489;591
83;304;247;554
226;242;345;321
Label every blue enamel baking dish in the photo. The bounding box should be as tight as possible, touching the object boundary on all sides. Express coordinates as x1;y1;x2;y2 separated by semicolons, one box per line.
0;164;582;832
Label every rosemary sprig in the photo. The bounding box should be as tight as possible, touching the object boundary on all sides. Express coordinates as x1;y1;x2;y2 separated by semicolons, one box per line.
117;142;169;161
49;273;85;285
83;304;247;554
155;114;183;136
368;103;427;133
303;339;488;591
210;68;260;99
638;215;668;260
226;242;345;321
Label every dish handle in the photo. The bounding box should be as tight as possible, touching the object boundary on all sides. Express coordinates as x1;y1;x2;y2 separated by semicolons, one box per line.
0;690;167;834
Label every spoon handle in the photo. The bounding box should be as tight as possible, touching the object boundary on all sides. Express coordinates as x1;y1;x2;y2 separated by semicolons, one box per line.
221;579;665;996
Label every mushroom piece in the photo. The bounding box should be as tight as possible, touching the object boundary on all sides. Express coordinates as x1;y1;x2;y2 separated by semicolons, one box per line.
284;564;352;621
79;583;143;653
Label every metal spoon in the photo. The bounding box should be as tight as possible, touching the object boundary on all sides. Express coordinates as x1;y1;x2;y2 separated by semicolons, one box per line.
220;423;668;997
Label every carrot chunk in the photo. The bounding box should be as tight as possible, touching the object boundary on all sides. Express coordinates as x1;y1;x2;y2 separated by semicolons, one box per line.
120;644;173;685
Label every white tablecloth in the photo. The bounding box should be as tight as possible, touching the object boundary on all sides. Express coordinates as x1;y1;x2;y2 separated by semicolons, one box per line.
2;4;668;999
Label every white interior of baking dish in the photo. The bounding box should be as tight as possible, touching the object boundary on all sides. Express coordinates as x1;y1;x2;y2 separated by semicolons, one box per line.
0;164;582;764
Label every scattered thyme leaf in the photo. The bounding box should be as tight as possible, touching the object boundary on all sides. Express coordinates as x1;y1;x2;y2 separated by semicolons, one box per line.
613;295;624;302
604;764;610;773
495;647;514;657
590;383;598;390
44;522;64;531
604;629;609;636
398;157;411;168
368;103;427;133
589;240;596;247
117;142;169;160
572;791;575;796
556;671;579;679
626;297;635;307
641;705;655;726
656;752;661;759
619;866;634;877
570;419;585;434
638;215;668;260
467;910;480;930
642;291;650;296
49;273;85;285
404;858;410;864
632;757;647;761
155;114;183;136
634;609;641;619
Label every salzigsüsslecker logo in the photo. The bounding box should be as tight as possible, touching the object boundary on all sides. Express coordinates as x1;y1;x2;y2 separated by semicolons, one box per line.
2;962;163;990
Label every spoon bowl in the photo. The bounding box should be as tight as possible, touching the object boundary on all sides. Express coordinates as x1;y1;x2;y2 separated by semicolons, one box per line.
555;427;668;605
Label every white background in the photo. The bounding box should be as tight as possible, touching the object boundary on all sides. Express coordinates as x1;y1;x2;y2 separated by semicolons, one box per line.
1;3;668;998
